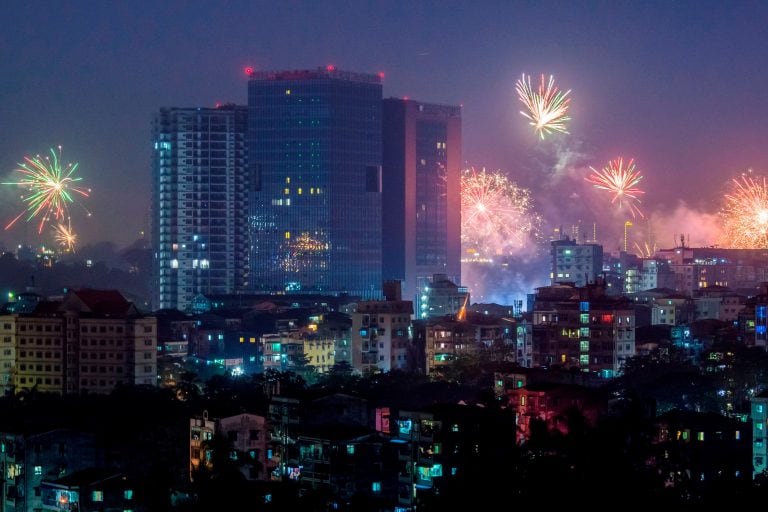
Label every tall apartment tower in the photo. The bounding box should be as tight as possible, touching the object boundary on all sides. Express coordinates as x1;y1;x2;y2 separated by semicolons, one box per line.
382;99;462;301
152;105;248;311
248;67;383;298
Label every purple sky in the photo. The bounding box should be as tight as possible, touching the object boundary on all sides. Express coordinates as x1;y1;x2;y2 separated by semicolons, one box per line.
1;0;767;251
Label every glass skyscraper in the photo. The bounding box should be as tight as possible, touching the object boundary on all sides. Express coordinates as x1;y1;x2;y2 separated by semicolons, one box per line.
382;99;462;301
152;105;248;311
248;67;383;298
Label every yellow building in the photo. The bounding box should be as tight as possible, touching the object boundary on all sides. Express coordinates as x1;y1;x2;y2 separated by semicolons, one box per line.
0;289;157;395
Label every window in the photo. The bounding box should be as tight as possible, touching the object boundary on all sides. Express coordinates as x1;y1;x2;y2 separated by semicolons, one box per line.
124;489;133;500
34;465;42;475
92;490;104;502
372;481;381;493
346;444;355;455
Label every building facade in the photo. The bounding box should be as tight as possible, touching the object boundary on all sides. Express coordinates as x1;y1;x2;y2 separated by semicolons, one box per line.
415;273;469;320
381;99;462;301
248;67;383;298
152;104;249;311
351;299;414;374
532;281;635;377
550;238;603;287
0;290;157;395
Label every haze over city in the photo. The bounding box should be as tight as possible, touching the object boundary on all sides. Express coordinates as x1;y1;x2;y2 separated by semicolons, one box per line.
2;0;767;251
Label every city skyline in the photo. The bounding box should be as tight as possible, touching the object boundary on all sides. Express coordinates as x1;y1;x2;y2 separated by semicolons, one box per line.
2;1;768;251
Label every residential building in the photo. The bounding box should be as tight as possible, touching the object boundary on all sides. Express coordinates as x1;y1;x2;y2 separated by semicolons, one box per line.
654;243;768;295
152;104;249;311
651;294;694;326
381;98;462;301
40;469;141;512
351;297;413;374
752;392;768;476
295;429;394;508
531;280;635;377
218;413;271;481
0;290;157;395
248;67;383;298
653;410;751;489
415;273;469;319
424;318;477;375
189;411;271;482
189;411;216;480
550;237;603;287
0;429;100;512
638;258;676;291
506;383;607;443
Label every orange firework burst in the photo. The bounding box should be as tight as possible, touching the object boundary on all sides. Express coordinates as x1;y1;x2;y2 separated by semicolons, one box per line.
53;218;77;252
719;172;768;248
585;157;645;218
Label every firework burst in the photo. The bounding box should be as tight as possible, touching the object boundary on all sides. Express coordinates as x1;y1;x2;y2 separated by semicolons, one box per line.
4;146;90;234
461;167;542;257
515;73;572;139
585;157;645;218
53;219;77;253
719;172;768;248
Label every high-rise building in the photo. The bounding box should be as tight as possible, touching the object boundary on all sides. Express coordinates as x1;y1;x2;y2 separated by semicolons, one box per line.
248;67;383;298
152;105;248;311
382;99;462;300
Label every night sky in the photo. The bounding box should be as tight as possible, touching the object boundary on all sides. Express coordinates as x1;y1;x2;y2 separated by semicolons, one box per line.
2;0;767;251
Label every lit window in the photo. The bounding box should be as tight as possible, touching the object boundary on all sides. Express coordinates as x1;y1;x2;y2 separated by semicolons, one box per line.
92;490;103;502
697;431;705;441
759;405;764;413
124;489;133;500
285;232;291;239
34;465;42;476
346;444;355;455
372;481;381;493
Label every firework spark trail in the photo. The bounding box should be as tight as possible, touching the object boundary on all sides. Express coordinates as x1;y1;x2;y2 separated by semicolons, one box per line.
515;73;572;139
585;157;645;218
719;173;768;248
3;146;90;234
53;218;77;252
633;241;658;258
461;167;542;257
